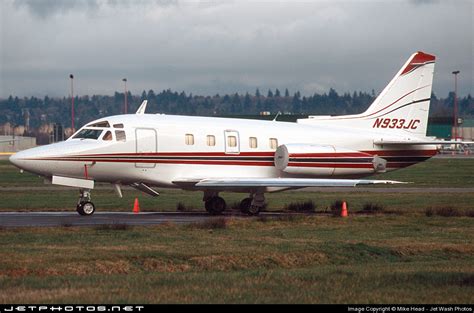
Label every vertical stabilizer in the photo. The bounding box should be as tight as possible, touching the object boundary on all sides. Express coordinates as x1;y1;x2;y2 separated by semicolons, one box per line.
298;51;436;137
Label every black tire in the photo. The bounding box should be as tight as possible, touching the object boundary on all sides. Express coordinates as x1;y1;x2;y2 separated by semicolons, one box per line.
205;196;226;215
240;197;252;214
204;200;213;213
76;201;96;216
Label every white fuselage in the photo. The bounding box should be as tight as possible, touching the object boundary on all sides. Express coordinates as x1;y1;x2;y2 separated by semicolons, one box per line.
10;114;437;190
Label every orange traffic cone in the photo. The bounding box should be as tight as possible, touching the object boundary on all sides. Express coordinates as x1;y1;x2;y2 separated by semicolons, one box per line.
133;198;140;214
341;201;348;217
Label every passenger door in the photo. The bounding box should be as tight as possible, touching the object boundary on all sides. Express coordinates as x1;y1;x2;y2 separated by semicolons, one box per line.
135;128;157;168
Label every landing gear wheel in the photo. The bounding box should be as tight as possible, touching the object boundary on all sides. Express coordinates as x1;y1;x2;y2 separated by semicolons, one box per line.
205;196;226;215
77;201;96;216
248;204;261;216
240;197;252;214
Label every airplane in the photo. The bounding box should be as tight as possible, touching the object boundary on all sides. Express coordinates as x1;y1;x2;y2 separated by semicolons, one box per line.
9;51;472;216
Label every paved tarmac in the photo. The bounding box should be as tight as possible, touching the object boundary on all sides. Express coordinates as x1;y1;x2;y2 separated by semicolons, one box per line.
0;211;293;228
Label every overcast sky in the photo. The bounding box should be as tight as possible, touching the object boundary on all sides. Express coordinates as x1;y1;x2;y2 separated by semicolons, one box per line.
0;0;472;99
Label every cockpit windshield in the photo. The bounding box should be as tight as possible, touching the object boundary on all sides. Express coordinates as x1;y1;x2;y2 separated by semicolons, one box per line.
73;129;103;140
70;120;126;142
86;121;110;128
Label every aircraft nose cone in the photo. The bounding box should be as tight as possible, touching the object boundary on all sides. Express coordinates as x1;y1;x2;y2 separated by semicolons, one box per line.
8;148;38;172
9;152;20;167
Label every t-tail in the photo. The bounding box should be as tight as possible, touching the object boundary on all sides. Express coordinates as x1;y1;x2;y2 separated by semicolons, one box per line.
298;51;436;137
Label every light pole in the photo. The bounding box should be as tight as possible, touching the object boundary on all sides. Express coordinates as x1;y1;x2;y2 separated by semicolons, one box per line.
452;70;460;140
70;74;75;133
122;78;128;114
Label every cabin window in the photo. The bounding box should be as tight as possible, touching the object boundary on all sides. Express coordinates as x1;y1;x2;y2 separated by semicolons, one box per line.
103;131;113;141
86;121;110;128
113;123;124;128
227;136;237;147
249;137;258;149
115;130;126;142
207;135;216;146
185;134;194;145
269;138;278;150
73;129;103;140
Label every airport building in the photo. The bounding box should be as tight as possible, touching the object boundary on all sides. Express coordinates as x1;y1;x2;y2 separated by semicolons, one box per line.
0;136;36;153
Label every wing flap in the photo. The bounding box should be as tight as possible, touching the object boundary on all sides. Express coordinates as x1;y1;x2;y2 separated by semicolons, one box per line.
193;178;405;188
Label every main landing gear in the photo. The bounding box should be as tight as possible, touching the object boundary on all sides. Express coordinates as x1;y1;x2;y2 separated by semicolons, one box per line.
239;192;265;216
76;189;96;216
203;191;265;216
203;191;226;215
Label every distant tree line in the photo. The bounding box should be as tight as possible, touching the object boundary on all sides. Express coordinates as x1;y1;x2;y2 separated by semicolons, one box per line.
0;88;472;129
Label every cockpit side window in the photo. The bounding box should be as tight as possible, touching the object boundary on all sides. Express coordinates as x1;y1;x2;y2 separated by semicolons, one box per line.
115;130;126;142
86;121;110;128
113;123;124;128
73;129;103;140
103;131;113;141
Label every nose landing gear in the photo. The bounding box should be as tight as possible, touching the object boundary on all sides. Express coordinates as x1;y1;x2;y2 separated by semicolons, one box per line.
76;189;96;216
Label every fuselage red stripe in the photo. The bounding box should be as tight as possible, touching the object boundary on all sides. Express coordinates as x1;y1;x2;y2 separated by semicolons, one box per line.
28;158;422;169
26;149;436;170
288;162;374;169
75;149;437;158
288;153;371;158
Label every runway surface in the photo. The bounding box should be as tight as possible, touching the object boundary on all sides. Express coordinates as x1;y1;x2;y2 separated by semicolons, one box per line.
0;211;292;228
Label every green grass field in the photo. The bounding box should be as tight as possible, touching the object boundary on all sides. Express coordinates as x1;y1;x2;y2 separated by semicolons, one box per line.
0;216;473;303
0;158;473;303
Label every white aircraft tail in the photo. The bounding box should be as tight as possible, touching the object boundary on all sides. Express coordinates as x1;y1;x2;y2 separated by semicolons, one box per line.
298;51;436;137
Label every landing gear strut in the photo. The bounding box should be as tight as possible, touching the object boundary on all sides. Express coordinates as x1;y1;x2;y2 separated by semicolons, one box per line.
203;191;226;215
242;192;265;216
76;189;96;216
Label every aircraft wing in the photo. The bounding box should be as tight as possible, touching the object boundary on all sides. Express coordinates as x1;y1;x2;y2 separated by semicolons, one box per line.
173;178;405;191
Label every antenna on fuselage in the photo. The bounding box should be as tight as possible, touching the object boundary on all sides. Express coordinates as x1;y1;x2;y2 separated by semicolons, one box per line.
136;100;148;115
272;111;282;121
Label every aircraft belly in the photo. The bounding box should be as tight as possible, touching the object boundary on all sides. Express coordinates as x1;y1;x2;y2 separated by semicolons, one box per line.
156;163;281;181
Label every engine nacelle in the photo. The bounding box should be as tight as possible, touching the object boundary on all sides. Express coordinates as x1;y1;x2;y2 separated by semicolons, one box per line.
274;144;386;177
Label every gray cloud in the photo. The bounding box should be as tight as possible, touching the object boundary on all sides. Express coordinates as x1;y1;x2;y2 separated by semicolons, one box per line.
13;0;178;18
14;0;99;18
410;0;439;5
1;0;472;98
